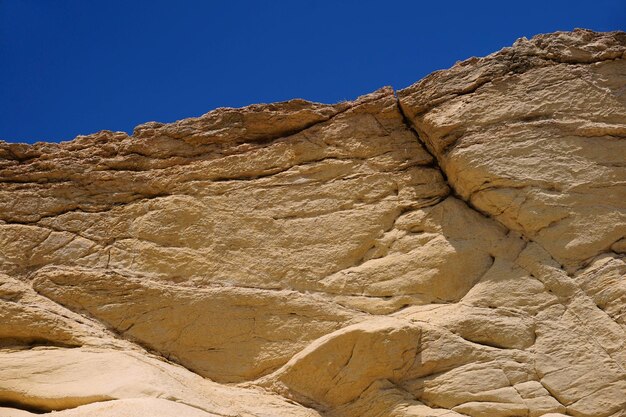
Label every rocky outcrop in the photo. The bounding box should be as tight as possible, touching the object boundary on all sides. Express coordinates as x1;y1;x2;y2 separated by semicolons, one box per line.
0;29;624;417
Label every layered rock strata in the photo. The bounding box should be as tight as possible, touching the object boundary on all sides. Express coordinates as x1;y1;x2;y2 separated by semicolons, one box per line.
0;29;624;417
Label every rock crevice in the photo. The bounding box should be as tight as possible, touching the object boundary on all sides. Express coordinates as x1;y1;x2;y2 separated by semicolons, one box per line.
0;29;624;417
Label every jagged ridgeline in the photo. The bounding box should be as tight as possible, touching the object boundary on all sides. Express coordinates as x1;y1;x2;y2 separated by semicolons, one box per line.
0;29;625;417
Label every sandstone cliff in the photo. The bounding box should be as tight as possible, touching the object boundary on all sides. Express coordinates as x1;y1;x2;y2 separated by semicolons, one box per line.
0;29;624;417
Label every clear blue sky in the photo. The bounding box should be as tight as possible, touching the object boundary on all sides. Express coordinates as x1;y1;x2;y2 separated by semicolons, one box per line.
1;0;624;143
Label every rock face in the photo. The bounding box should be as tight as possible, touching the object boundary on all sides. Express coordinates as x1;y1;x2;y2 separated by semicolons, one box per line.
0;29;624;417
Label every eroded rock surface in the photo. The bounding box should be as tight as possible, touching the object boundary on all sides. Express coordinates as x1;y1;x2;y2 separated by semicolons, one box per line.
0;29;624;417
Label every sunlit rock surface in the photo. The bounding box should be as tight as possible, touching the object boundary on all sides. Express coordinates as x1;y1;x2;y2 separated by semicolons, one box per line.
0;29;624;417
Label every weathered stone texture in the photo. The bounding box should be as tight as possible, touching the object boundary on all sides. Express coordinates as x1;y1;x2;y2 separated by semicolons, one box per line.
0;29;624;417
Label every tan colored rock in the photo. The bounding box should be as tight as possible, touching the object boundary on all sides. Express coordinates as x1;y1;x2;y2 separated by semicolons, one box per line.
1;399;223;417
259;317;422;407
398;29;626;271
32;266;362;382
0;348;321;416
0;29;624;417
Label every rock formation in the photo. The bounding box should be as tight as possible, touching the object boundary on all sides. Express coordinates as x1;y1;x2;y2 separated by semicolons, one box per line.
0;29;624;417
